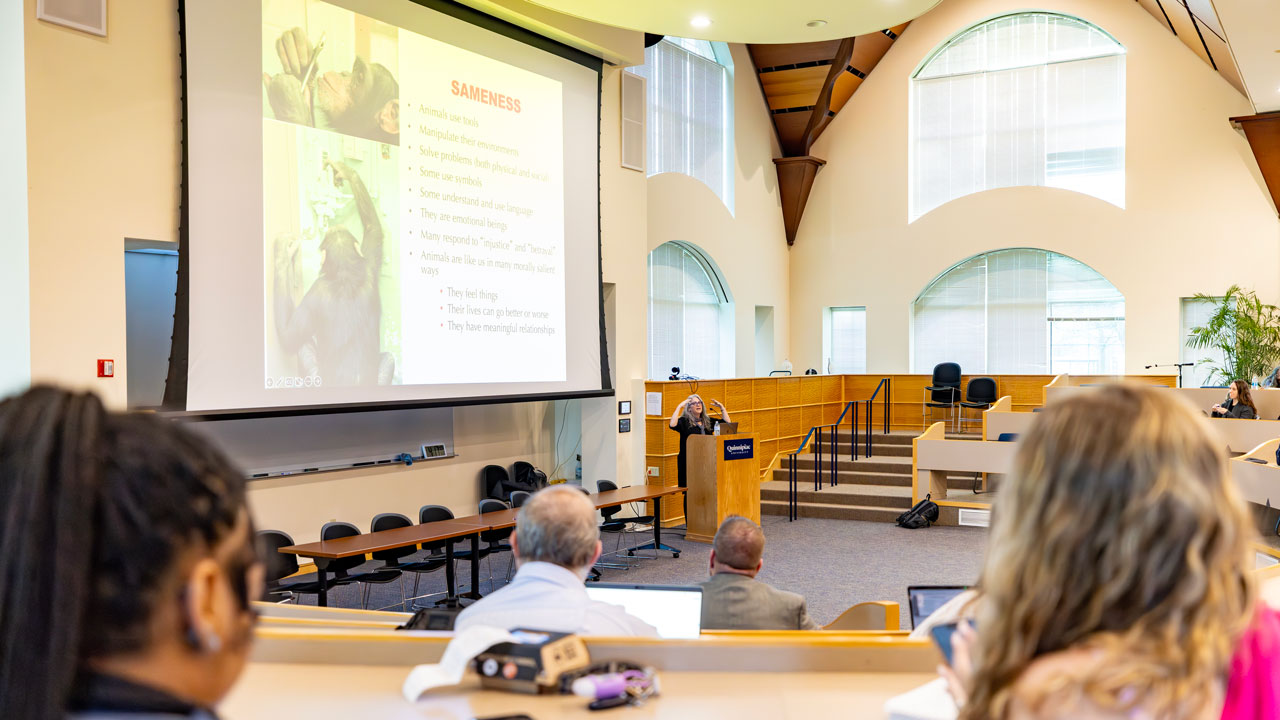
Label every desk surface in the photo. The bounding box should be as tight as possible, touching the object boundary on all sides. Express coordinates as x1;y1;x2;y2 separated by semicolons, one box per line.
280;485;685;559
220;663;933;720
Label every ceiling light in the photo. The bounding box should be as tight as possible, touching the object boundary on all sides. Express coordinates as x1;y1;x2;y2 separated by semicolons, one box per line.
807;20;828;28
690;15;711;28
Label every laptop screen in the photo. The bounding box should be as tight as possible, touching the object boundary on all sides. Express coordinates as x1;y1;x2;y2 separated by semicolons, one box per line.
907;586;967;629
584;584;703;639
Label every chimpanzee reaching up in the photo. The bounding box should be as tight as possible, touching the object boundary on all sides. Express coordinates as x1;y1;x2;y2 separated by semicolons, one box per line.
264;27;399;144
273;160;395;386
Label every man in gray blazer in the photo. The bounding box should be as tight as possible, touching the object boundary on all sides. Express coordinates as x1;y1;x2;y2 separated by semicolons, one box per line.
699;516;819;630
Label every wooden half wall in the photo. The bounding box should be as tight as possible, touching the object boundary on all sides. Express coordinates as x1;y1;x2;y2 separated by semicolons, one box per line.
643;374;1175;523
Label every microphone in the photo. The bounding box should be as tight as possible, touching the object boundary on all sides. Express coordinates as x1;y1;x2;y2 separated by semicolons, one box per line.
1144;364;1153;369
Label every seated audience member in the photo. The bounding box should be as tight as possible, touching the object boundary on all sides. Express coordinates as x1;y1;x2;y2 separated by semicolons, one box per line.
942;384;1280;720
1211;379;1258;419
0;387;263;720
454;485;657;636
699;516;818;631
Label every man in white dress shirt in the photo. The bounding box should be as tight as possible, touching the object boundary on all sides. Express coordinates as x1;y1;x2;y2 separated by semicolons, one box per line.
454;485;658;636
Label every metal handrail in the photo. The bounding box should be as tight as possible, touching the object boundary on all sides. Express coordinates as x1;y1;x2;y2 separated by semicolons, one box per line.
784;378;892;522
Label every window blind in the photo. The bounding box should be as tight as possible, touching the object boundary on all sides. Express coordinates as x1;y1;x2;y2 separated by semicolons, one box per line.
911;13;1125;220
632;38;730;207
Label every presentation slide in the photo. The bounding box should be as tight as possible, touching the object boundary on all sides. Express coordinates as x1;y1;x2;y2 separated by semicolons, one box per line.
186;0;603;412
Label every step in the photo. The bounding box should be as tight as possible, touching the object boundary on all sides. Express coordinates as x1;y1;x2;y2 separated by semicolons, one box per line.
766;470;980;491
761;500;903;523
759;482;914;509
800;443;912;458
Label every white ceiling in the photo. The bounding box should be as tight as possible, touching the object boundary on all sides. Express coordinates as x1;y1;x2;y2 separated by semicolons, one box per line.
1212;0;1280;113
519;0;941;44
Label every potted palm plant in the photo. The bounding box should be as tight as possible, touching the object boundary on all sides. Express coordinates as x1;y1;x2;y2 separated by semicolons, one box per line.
1186;285;1280;386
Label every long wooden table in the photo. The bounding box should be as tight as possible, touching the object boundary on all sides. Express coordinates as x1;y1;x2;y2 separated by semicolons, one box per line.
278;484;687;606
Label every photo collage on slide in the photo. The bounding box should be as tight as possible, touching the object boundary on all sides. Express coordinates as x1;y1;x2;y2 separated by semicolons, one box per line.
262;0;568;392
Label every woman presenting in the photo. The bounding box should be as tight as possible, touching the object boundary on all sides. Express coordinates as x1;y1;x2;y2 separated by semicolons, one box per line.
669;394;730;516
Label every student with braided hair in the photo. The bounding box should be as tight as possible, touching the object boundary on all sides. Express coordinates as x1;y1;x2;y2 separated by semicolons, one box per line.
0;386;264;720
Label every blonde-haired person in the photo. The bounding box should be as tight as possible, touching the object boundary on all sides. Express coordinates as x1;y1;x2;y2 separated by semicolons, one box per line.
669;394;730;517
941;384;1280;720
1210;380;1258;419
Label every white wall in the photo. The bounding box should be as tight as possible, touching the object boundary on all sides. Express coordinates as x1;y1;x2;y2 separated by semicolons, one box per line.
0;0;29;398
789;0;1280;375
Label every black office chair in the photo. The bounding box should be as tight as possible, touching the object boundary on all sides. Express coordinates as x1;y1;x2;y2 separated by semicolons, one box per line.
958;377;998;433
923;362;962;431
417;504;488;601
256;529;341;604
512;461;548;492
482;464;516;502
510;490;532;508
478;498;515;588
596;480;654;560
319;521;402;609
370;513;447;611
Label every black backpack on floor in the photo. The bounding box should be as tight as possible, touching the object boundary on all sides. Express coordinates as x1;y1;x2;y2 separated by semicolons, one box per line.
896;494;940;529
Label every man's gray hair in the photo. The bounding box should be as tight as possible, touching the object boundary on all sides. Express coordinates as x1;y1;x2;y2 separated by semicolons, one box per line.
713;515;764;570
515;485;600;570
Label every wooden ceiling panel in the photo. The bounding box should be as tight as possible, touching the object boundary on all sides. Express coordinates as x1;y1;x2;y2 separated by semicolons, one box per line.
769;92;821;111
1184;0;1224;37
1166;3;1213;66
829;72;864;114
760;65;830;104
1198;24;1247;95
749;41;843;70
1134;0;1174;33
1231;113;1280;214
772;112;810;155
887;23;910;37
848;31;894;74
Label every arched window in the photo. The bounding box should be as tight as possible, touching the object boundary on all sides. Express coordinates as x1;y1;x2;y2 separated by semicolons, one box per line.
648;241;733;380
632;37;735;209
912;249;1124;374
910;13;1125;220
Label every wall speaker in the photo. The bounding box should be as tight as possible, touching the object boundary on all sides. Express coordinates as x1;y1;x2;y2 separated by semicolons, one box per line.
620;70;645;172
37;0;107;37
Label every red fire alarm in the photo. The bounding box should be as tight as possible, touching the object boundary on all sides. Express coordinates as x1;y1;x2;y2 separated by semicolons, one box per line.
97;359;114;377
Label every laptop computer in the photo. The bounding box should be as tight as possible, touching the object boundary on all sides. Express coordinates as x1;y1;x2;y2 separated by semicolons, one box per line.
716;421;739;434
584;583;703;639
907;585;968;629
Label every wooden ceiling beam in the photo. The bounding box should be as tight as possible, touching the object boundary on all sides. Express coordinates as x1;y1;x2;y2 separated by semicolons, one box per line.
799;36;855;155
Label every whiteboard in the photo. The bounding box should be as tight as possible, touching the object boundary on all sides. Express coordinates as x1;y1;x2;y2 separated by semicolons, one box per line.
181;407;454;478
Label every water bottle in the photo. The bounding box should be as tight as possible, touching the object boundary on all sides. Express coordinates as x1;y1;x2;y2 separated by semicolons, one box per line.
574;454;582;483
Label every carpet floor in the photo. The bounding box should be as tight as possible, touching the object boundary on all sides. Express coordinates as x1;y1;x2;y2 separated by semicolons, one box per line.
278;517;989;630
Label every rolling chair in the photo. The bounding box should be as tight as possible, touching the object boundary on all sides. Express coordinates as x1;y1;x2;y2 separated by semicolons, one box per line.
319;521;403;609
957;377;997;433
482;464;516;503
256;529;341;604
596;480;655;560
369;513;448;611
510;490;532;508
478;498;516;588
923;362;962;431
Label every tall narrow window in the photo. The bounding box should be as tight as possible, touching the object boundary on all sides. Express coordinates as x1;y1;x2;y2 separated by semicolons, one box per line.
826;307;867;373
912;248;1124;374
648;242;733;380
911;13;1125;220
631;37;734;209
1181;297;1228;387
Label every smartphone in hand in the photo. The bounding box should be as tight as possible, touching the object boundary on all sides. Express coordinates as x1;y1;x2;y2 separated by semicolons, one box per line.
930;620;975;666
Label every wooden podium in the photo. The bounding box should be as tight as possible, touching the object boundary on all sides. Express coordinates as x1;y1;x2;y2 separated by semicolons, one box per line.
685;433;761;543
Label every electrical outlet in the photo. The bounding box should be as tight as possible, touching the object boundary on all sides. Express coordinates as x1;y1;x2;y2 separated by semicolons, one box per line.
647;466;660;477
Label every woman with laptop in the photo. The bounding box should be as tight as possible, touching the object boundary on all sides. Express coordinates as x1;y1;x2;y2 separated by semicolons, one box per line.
939;384;1279;719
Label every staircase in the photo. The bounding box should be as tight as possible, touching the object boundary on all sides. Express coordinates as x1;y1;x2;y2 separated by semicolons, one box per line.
761;430;980;522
